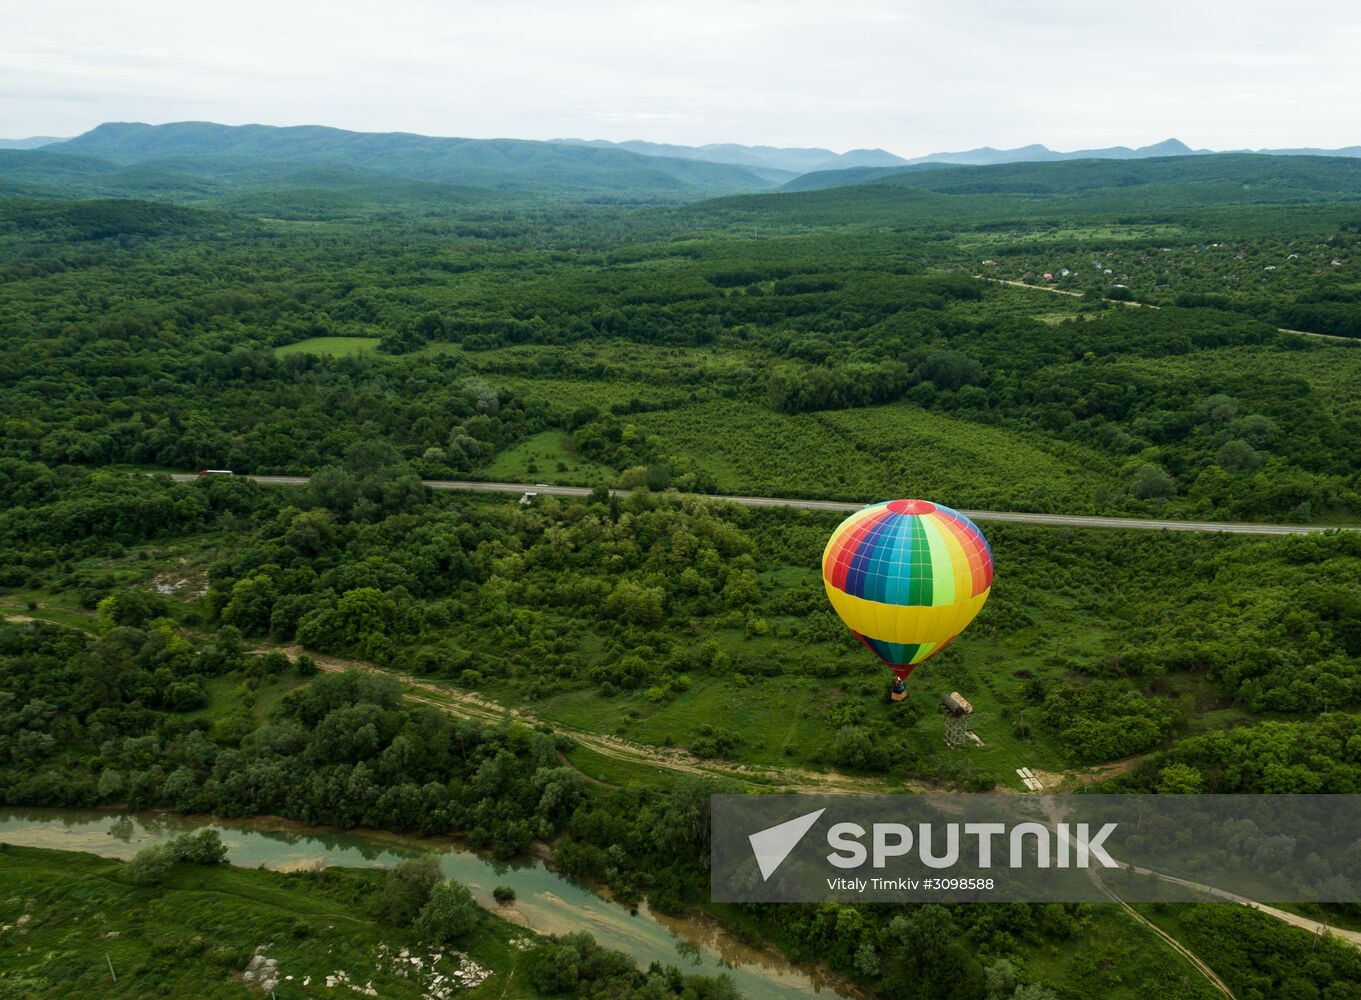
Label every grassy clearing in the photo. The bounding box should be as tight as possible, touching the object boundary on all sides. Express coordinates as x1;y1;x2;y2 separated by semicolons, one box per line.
430;341;751;413
523;653;1075;788
274;336;382;358
543;676;839;768
956;222;1190;247
0;592;96;632
0;530;228;630
183;670;310;727
564;744;682;791
485;375;696;413
621;398;1120;511
1033;311;1099;326
815;401;1119;509
478;429;615;484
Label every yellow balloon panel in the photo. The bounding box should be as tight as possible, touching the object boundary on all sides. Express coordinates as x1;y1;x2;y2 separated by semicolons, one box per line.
822;584;990;648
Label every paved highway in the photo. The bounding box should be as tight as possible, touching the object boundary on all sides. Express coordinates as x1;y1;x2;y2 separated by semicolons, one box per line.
167;474;1343;535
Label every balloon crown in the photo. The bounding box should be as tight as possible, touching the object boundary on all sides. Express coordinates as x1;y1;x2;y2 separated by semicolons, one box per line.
884;499;937;515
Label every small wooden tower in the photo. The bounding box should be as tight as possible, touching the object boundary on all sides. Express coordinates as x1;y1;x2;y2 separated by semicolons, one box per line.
940;691;974;748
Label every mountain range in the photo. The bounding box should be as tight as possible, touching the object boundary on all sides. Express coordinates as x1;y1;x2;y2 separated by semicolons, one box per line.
548;138;906;175
901;137;1200;165
37;121;790;198
564;135;1361;182
8;127;1361;172
2;122;1360;205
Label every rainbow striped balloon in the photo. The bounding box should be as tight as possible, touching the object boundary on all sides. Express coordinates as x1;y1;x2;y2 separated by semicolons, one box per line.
821;499;993;680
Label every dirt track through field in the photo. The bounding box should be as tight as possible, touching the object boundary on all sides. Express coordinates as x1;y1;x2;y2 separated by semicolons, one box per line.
282;645;919;795
0;609;1183;797
977;274;1357;342
1099;886;1238;999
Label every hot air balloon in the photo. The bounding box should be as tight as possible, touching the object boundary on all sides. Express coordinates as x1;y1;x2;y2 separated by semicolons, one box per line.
821;499;993;701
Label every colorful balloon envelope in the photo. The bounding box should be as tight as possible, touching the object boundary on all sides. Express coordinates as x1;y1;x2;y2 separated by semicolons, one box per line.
821;499;993;682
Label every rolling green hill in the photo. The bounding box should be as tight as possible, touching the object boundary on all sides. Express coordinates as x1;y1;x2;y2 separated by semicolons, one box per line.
0;156;515;217
855;153;1361;197
699;153;1361;228
784;151;1361;196
779;162;940;191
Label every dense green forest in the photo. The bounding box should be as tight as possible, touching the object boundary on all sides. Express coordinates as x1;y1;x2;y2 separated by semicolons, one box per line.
2;132;1361;998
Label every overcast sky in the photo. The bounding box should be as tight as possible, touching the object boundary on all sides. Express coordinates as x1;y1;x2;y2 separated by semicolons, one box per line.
5;0;1360;155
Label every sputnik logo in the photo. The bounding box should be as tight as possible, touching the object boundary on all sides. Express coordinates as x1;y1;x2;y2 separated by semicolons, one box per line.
748;808;825;880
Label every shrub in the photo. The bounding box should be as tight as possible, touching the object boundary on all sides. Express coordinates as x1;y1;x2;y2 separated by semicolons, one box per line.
374;855;442;926
170;829;228;865
125;843;175;885
528;944;581;994
413;880;481;945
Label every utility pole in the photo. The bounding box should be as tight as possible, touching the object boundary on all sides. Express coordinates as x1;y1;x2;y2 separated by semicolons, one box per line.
105;952;117;983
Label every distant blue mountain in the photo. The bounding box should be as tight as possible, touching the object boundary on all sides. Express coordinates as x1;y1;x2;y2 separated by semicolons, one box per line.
893;137;1361;167
899;138;1199;166
0;136;68;150
550;138;908;175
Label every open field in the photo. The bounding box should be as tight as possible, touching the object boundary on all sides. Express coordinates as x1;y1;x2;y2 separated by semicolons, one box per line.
274;336;382;357
477;429;616;484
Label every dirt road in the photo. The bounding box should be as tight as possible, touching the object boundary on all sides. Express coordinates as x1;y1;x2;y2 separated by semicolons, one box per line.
283;645;918;795
978;274;1357;343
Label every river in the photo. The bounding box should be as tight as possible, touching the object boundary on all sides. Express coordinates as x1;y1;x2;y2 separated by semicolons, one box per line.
0;808;859;1000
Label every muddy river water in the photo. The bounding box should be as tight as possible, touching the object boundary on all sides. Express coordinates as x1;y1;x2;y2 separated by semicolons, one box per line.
0;808;858;1000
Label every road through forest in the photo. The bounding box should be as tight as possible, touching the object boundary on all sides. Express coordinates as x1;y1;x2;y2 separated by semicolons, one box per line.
165;474;1348;536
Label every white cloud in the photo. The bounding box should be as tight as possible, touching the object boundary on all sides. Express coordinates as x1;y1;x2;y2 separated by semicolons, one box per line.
3;0;1359;154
